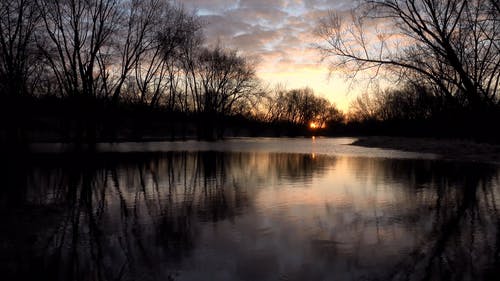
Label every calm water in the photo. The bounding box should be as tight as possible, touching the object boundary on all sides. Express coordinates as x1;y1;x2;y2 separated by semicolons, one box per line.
1;138;499;281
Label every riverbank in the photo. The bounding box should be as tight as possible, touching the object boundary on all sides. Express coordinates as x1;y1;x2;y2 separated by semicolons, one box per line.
351;136;500;164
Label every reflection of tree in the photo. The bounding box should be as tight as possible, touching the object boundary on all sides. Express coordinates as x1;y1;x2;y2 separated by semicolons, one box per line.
387;163;500;281
3;152;498;281
323;158;500;281
270;153;324;182
0;151;330;280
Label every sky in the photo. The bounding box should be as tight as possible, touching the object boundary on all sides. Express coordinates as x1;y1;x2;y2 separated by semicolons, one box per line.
179;0;356;111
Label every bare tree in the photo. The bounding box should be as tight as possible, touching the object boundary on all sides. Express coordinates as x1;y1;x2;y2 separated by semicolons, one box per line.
38;0;120;97
102;1;203;108
317;0;500;108
156;4;202;109
264;86;341;127
178;22;204;111
0;0;40;97
263;84;288;122
349;91;384;122
102;0;162;102
195;46;260;115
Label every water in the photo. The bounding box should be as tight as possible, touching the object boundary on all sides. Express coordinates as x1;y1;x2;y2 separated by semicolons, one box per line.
1;138;499;281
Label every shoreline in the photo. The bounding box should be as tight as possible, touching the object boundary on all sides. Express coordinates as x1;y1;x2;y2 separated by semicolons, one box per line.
3;135;500;165
351;136;500;165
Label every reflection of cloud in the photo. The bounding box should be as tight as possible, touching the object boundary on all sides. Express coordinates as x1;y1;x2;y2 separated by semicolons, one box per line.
179;0;357;110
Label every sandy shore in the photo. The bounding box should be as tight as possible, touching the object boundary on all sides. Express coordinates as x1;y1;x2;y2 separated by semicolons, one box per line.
351;136;500;164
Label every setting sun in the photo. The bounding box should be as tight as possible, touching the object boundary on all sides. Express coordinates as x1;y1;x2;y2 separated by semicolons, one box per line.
310;122;318;129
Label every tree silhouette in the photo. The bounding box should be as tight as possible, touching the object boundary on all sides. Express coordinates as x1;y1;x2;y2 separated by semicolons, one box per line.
317;0;499;109
0;0;40;98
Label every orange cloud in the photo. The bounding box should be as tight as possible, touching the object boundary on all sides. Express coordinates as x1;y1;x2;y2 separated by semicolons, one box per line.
180;0;361;111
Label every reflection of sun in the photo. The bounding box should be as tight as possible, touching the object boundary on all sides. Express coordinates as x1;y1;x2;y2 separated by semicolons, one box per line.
310;122;318;129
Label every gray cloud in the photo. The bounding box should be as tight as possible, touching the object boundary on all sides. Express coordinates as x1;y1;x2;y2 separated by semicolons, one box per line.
178;0;356;98
179;0;237;11
179;0;354;53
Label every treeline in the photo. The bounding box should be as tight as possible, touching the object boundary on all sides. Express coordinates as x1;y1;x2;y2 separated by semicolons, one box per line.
344;84;499;139
262;86;343;128
2;0;499;142
0;0;270;141
0;0;347;142
0;0;350;142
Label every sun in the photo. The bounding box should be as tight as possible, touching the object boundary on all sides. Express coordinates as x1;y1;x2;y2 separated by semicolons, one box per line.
309;122;318;129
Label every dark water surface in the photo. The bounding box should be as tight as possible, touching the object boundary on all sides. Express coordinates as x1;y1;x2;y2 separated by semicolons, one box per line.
1;138;499;281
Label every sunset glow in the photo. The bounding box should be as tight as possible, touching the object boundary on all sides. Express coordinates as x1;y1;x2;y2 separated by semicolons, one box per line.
179;0;358;111
310;122;318;129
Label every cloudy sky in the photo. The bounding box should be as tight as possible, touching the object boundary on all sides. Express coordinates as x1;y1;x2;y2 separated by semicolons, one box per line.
179;0;356;110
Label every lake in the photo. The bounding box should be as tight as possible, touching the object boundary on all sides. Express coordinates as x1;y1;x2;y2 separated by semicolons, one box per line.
1;138;499;281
